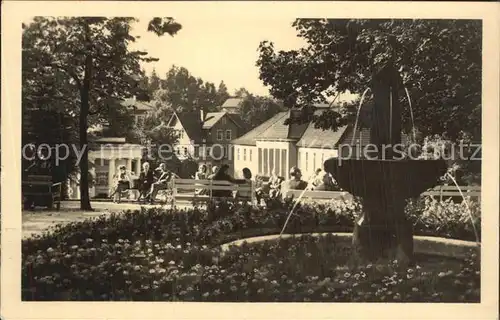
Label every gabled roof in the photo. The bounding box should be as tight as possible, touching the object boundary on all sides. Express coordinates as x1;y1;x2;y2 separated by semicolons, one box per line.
121;98;154;112
202;111;248;131
226;113;250;131
231;112;288;146
168;112;204;142
202;112;226;129
297;125;348;149
221;98;243;109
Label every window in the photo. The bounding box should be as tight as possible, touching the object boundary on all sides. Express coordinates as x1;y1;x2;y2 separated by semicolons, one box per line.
313;153;316;171
305;152;309;171
263;149;268;175
237;148;240;161
249;149;252;162
281;149;287;177
297;152;301;167
243;148;247;161
269;149;274;173
275;149;280;176
217;130;223;141
184;147;188;155
222;117;227;125
258;148;262;173
225;130;232;140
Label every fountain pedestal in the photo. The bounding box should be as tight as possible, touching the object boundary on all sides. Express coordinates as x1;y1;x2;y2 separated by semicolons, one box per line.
324;64;447;264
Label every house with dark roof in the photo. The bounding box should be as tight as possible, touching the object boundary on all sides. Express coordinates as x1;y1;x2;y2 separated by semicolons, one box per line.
166;110;249;173
121;97;155;125
231;106;410;180
221;98;244;114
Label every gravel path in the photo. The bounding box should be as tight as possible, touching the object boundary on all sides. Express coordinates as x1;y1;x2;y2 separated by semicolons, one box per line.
22;201;188;239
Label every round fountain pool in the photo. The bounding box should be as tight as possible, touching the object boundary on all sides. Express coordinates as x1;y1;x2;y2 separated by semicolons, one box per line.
216;233;480;302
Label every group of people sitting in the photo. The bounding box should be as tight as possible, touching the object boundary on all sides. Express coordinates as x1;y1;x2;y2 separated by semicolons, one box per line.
254;166;340;203
109;162;178;204
109;161;339;205
193;164;339;204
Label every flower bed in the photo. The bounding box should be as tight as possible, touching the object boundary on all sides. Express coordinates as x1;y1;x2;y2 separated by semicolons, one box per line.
200;196;481;245
22;197;481;301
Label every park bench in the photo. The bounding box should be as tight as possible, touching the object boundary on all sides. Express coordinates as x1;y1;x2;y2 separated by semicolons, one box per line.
171;178;255;207
421;185;481;202
283;189;354;202
283;185;480;204
22;175;63;210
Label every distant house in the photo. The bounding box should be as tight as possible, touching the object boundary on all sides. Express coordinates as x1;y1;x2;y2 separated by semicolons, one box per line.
221;98;244;114
231;106;411;180
166;110;249;174
121;97;155;125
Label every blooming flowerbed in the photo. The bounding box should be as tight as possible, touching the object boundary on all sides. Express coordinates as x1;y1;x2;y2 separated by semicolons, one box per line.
22;197;481;302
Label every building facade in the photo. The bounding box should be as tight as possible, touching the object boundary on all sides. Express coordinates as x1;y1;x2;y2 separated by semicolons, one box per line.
232;107;414;180
231;109;350;180
166;110;248;174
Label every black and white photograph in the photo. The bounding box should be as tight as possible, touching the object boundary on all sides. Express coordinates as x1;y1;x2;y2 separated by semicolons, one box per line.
1;1;499;319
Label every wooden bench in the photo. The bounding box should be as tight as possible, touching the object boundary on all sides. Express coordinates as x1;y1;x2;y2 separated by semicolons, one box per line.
22;175;63;210
421;185;481;202
283;189;353;202
283;185;480;204
171;178;255;207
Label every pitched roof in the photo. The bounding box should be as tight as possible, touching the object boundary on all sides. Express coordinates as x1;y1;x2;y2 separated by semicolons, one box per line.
297;125;348;149
121;98;154;112
226;113;250;131
231;112;288;146
221;98;243;109
171;112;204;142
202;112;226;129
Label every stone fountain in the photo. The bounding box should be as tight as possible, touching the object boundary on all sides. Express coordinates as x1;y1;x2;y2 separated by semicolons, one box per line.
324;64;447;265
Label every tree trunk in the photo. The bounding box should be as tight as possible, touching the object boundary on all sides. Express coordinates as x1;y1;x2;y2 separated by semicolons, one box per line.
79;23;93;211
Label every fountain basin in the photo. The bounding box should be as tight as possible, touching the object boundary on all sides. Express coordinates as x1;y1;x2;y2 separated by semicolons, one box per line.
324;158;448;199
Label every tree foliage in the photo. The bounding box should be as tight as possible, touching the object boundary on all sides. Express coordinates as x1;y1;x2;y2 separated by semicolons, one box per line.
257;19;482;141
144;65;230;112
236;91;287;129
22;16;181;210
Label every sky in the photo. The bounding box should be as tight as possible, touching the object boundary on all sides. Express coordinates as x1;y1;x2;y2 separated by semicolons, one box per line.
129;17;357;102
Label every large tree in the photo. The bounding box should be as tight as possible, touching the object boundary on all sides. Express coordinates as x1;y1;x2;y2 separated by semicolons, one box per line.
149;66;230;113
257;19;482;142
236;91;287;129
23;17;181;210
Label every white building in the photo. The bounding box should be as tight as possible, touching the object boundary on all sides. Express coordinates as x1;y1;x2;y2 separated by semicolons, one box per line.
67;137;144;199
231;109;349;180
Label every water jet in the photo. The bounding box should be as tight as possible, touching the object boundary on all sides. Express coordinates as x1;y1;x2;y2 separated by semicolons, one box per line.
324;64;447;264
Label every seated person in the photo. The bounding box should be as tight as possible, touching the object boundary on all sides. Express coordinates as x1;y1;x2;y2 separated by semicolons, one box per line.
309;168;323;190
207;166;218;180
282;167;308;198
109;165;131;203
235;168;254;201
269;170;284;199
195;164;209;195
147;163;172;204
138;162;154;202
211;164;245;198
